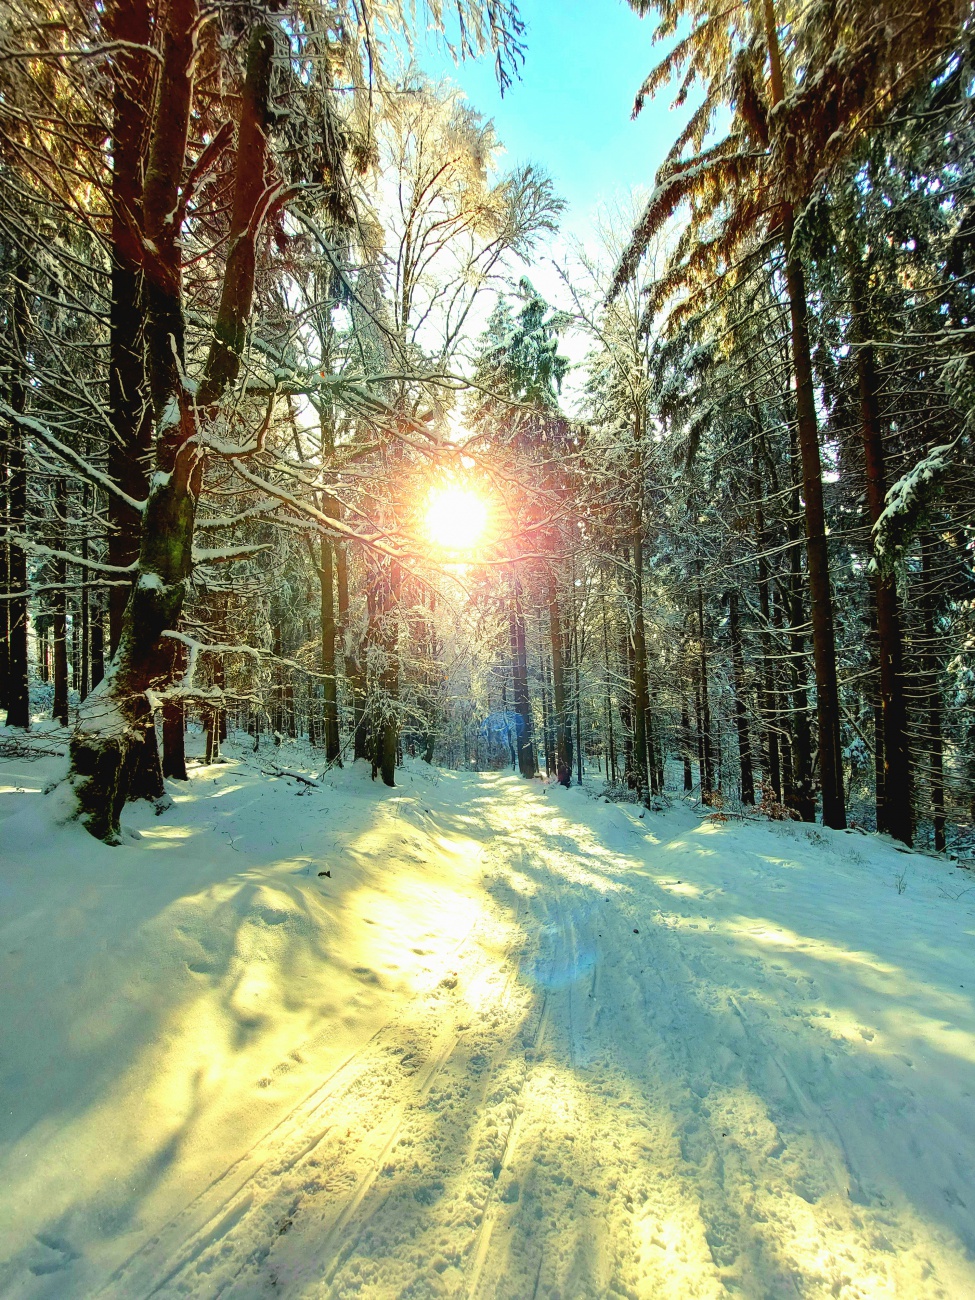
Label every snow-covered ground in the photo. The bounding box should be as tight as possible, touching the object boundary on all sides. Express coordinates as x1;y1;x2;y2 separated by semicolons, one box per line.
2;739;975;1299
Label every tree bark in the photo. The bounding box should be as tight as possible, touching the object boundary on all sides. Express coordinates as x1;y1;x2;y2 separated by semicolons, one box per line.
762;2;845;827
336;540;368;761
548;573;572;787
52;479;69;726
783;226;846;828
367;553;400;786
162;700;187;779
319;533;341;764
601;593;617;786
630;539;651;798
0;428;8;714
784;429;816;820
68;12;275;841
106;0;154;653
729;590;755;804
753;456;782;802
5;257;31;728
696;571;715;799
681;696;694;791
509;574;537;777
921;536;946;852
858;336;912;844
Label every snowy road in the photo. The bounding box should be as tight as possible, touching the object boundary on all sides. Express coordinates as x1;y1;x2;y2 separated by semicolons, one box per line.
3;758;975;1297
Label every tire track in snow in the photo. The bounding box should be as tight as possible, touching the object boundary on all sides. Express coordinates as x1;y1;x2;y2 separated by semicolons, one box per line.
99;917;496;1300
312;943;534;1299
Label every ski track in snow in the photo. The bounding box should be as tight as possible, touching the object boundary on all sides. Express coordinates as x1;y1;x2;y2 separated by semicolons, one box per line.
2;751;975;1298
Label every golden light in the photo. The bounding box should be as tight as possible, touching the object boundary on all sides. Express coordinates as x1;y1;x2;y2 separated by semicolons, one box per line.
424;484;489;553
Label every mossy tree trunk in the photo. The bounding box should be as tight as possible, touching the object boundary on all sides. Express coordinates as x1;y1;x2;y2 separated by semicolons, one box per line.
68;13;275;842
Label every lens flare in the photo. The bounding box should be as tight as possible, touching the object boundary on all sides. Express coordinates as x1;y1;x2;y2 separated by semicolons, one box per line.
424;485;488;553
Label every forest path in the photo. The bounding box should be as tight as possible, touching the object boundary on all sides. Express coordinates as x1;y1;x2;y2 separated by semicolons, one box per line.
4;755;975;1299
98;771;975;1300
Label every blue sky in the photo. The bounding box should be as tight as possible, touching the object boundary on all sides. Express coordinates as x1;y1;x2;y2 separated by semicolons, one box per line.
416;0;690;240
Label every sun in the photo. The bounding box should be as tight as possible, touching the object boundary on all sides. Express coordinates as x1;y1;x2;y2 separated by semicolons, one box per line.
424;484;489;553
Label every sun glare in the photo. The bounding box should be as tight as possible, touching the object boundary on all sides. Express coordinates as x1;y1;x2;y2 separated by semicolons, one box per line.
424;484;488;553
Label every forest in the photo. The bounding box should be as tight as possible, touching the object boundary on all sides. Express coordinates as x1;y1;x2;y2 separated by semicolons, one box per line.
0;0;973;853
4;3;975;1297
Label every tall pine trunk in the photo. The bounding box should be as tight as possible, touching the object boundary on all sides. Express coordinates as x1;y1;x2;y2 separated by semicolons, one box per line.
696;571;714;799
630;538;651;798
729;590;755;804
319;533;341;764
857;335;912;844
106;0;153;653
548;573;572;787
509;574;537;777
763;0;845;827
921;536;946;852
783;223;846;828
601;593;617;786
4;259;30;728
52;478;69;725
753;453;782;802
336;540;368;761
367;554;400;786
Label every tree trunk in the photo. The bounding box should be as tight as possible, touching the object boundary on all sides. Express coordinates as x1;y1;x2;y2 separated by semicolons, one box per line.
784;229;845;827
79;524;91;701
162;699;187;779
540;647;554;779
858;337;912;844
681;696;693;792
106;0;154;653
784;429;816;820
67;12;274;841
753;463;782;803
630;539;651;798
696;572;714;799
729;590;755;804
52;479;69;725
762;0;845;827
921;536;946;852
91;602;105;690
601;594;617;786
573;603;584;785
548;573;571;787
0;429;8;715
4;260;30;728
367;553;400;787
509;575;537;777
319;533;341;764
336;540;368;761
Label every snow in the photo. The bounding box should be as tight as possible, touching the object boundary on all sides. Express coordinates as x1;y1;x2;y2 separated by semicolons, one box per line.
2;744;975;1298
871;439;957;568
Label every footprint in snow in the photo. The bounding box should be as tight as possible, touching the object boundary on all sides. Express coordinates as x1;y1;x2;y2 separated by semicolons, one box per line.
28;1233;78;1276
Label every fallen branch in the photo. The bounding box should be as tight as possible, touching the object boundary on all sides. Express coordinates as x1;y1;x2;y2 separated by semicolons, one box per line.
261;764;322;788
